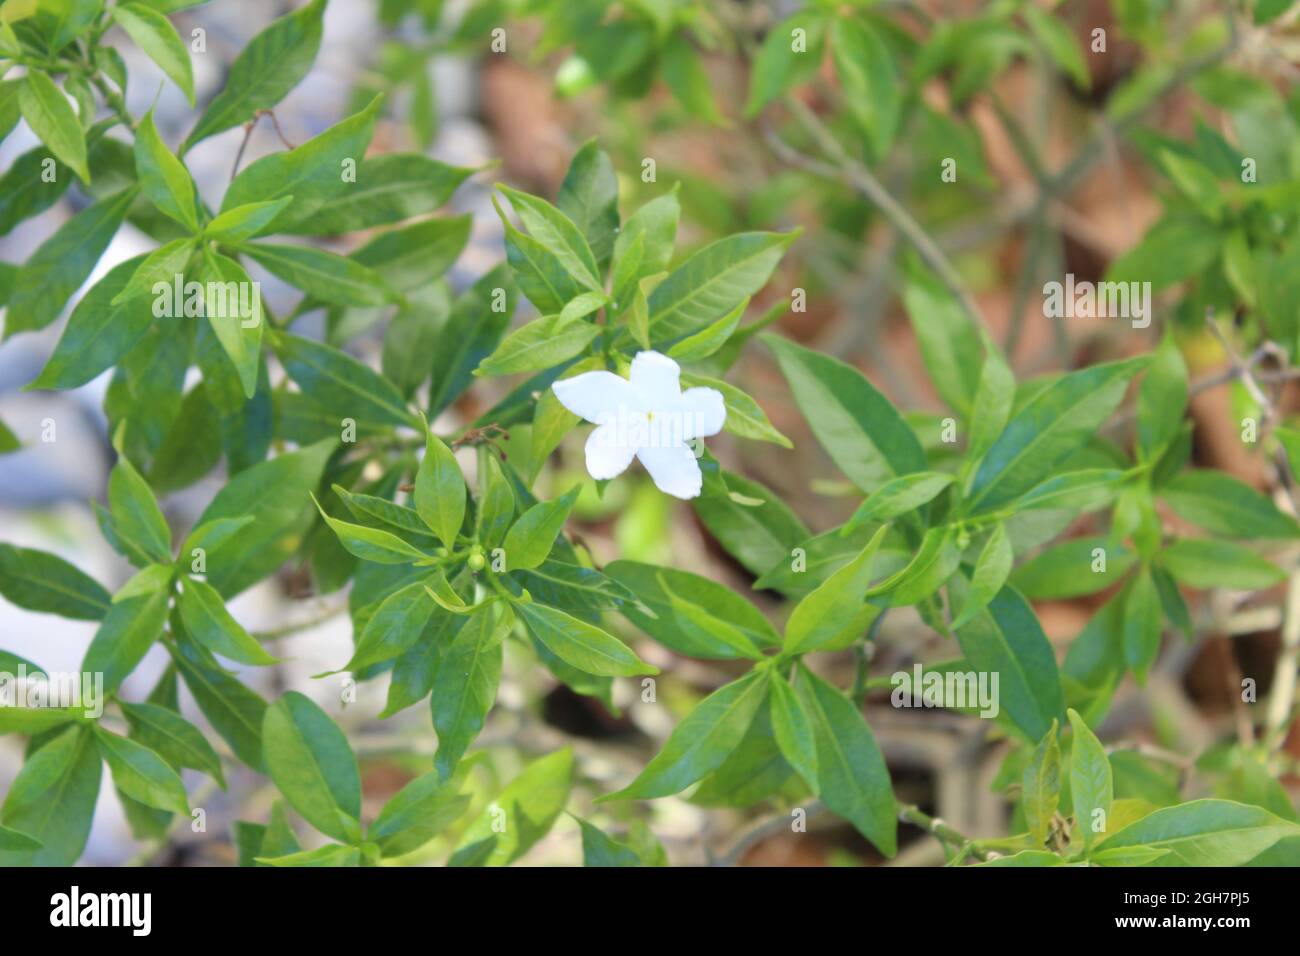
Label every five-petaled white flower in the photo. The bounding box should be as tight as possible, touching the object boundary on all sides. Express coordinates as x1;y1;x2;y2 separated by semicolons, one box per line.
551;351;726;499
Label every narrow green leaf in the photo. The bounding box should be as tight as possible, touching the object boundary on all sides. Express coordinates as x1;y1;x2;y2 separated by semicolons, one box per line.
1067;708;1112;850
517;601;656;678
95;727;190;816
414;428;466;550
112;4;194;104
18;71;87;181
600;670;770;801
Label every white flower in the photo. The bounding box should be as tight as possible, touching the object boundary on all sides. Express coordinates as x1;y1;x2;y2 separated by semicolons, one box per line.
551;351;726;499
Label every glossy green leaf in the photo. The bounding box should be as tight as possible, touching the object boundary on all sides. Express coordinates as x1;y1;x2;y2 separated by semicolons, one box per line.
765;334;926;492
262;691;362;843
414;428;465;550
517;600;656;677
112;4;194;104
795;664;897;855
183;0;325;151
600;670;770;801
95;727;190;816
0;544;110;620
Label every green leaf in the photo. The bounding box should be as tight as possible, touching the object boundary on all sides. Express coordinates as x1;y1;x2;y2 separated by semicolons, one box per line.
370;768;472;858
513;560;632;614
666;299;745;363
745;13;826;117
968;357;1147;512
769;672;818;793
275;331;414;428
783;526;887;655
177;575;277;666
0;726;100;866
27;255;154;390
952;523;1013;629
577;817;645;867
414;428;466;550
498;184;601;291
262;691;362;843
516;601;656;677
1067;708;1112;851
764;334;926;492
1024;5;1090;89
831;16;900;156
82;579;170;693
661;31;728;126
901;262;983;416
1122;567;1163;684
605;559;780;659
335;215;470;295
794;664;897;855
17;71;87;182
1022;719;1061;846
1095;799;1300;866
95;727;190;816
431;603;510;778
1159;470;1300;539
475;450;515;549
112;3;194;104
183;0;325;151
557;140;620;274
107;445;172;565
223;97;381;229
281;153;473;235
242;242;394;307
1137;332;1188;462
692;465;810;577
33;0;103;53
449;749;573;866
172;639;267;771
120;700;225;788
953;586;1063;742
3;187;133;338
314;495;429;564
428;265;516;416
133;108;197;229
0;544;110;619
476;312;600;377
110;236;197;307
196;250;263;399
258;844;360;867
968;344;1015;463
611;189;679;294
191;439;335;597
344;577;439;673
1011;536;1135;600
0;825;41;852
1011;469;1127;513
1159;539;1285;590
649;232;795;343
497;200;590;314
600;671;770;801
205;198;294;243
844;472;954;530
501;486;580;571
1105;214;1223;291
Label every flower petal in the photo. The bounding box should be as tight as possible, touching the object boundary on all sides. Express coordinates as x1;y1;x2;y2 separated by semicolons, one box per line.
637;443;703;499
552;370;634;424
585;424;638;480
629;351;681;402
680;386;726;438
